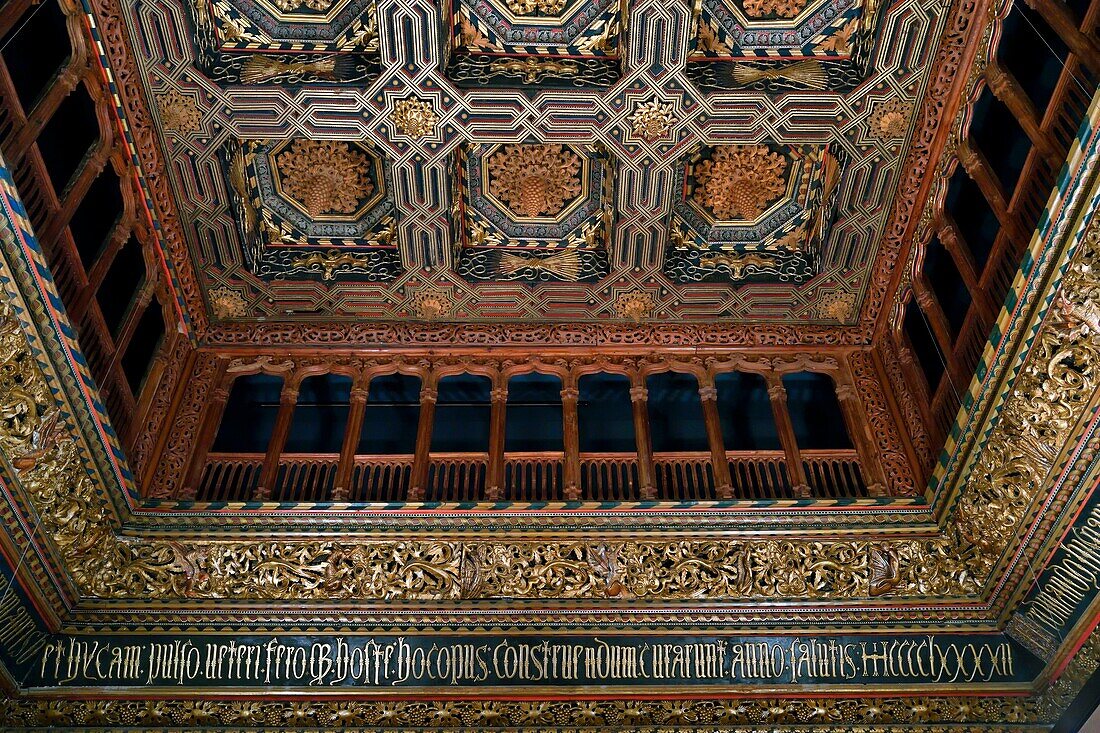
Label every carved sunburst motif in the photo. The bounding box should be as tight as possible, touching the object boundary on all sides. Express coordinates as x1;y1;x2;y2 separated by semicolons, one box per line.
275;140;373;218
487;144;583;218
693;144;788;220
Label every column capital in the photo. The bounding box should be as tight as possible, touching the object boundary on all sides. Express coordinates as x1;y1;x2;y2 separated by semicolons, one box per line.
698;385;718;402
350;386;369;401
280;387;300;404
490;387;508;403
767;382;787;401
629;386;648;402
835;382;857;402
560;387;580;401
419;387;438;404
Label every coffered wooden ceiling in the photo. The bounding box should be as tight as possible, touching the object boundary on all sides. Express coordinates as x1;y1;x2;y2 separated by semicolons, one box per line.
124;0;944;340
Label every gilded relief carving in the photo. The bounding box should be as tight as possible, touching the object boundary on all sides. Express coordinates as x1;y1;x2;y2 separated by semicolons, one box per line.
275;140;374;218
692;145;788;220
487;144;583;218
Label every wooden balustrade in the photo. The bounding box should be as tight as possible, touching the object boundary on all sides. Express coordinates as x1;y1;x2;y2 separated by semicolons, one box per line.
195;449;868;503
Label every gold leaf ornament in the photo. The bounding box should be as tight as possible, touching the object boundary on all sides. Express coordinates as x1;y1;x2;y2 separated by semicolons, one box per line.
275;140;373;218
487;144;583;218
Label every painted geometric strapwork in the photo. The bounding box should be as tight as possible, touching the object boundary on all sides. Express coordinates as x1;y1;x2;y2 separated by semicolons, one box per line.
445;0;624;87
185;0;382;84
122;0;945;326
687;0;879;92
456;142;613;282
665;143;843;285
223;139;402;282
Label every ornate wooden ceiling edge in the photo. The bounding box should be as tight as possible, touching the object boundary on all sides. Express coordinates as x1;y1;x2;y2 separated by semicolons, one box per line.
1;153;1099;611
75;0;993;341
81;0;208;336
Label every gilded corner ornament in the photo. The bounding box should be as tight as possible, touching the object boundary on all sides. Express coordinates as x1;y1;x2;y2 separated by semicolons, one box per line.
613;289;655;321
155;88;203;134
392;98;439;139
628;98;677;142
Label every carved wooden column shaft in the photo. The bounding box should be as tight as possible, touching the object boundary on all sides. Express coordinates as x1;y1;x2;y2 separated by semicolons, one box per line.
935;218;997;324
629;378;657;500
698;380;733;499
408;383;437;501
256;381;299;501
765;373;810;498
561;384;581;501
985;62;1063;169
834;372;888;496
1022;0;1100;76
180;362;229;499
333;382;369;502
486;384;508;501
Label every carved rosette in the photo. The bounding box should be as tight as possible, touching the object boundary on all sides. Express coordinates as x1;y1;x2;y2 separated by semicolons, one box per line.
868;97;914;141
275;140;373;218
155;89;203;134
628;98;677;142
487;144;582;218
208;286;249;319
392;98;438;139
693;145;788;220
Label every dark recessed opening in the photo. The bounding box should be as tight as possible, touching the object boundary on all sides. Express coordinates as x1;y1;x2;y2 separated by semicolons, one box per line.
431;374;491;453
904;298;945;395
924;234;972;339
969;88;1031;195
1;1;71;112
212;374;283;453
96;233;144;335
36;87;98;195
578;373;635;453
946;168;999;274
120;302;164;394
359;373;421;455
505;373;563;453
997;5;1068;115
646;371;709;453
69;164;123;270
782;372;851;450
715;372;781;451
284;374;352;454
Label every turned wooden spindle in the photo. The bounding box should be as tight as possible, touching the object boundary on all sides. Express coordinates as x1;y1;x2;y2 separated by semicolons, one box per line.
698;379;734;500
765;374;810;498
629;379;657;500
561;385;582;501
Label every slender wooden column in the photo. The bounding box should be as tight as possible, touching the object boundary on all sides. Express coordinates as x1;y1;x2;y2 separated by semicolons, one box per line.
936;219;997;323
1022;0;1100;76
698;379;734;499
486;383;508;501
957;139;1010;216
629;377;657;500
895;335;938;431
985;62;1063;169
833;370;888;497
255;380;299;501
914;278;971;392
561;384;582;501
332;381;369;501
408;382;437;501
180;362;230;499
765;373;810;497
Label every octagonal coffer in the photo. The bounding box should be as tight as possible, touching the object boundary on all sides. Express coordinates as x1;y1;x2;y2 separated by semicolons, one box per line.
444;0;623;89
686;0;881;92
454;142;614;282
222;138;402;282
665;142;845;284
185;0;382;85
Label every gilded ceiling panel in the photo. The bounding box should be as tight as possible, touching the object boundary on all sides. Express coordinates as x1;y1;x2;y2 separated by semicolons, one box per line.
138;0;934;326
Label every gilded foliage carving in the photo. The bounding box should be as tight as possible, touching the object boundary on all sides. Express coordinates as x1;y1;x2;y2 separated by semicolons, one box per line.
693;145;787;220
487;144;582;218
275;140;373;218
0;694;1063;727
742;0;807;18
